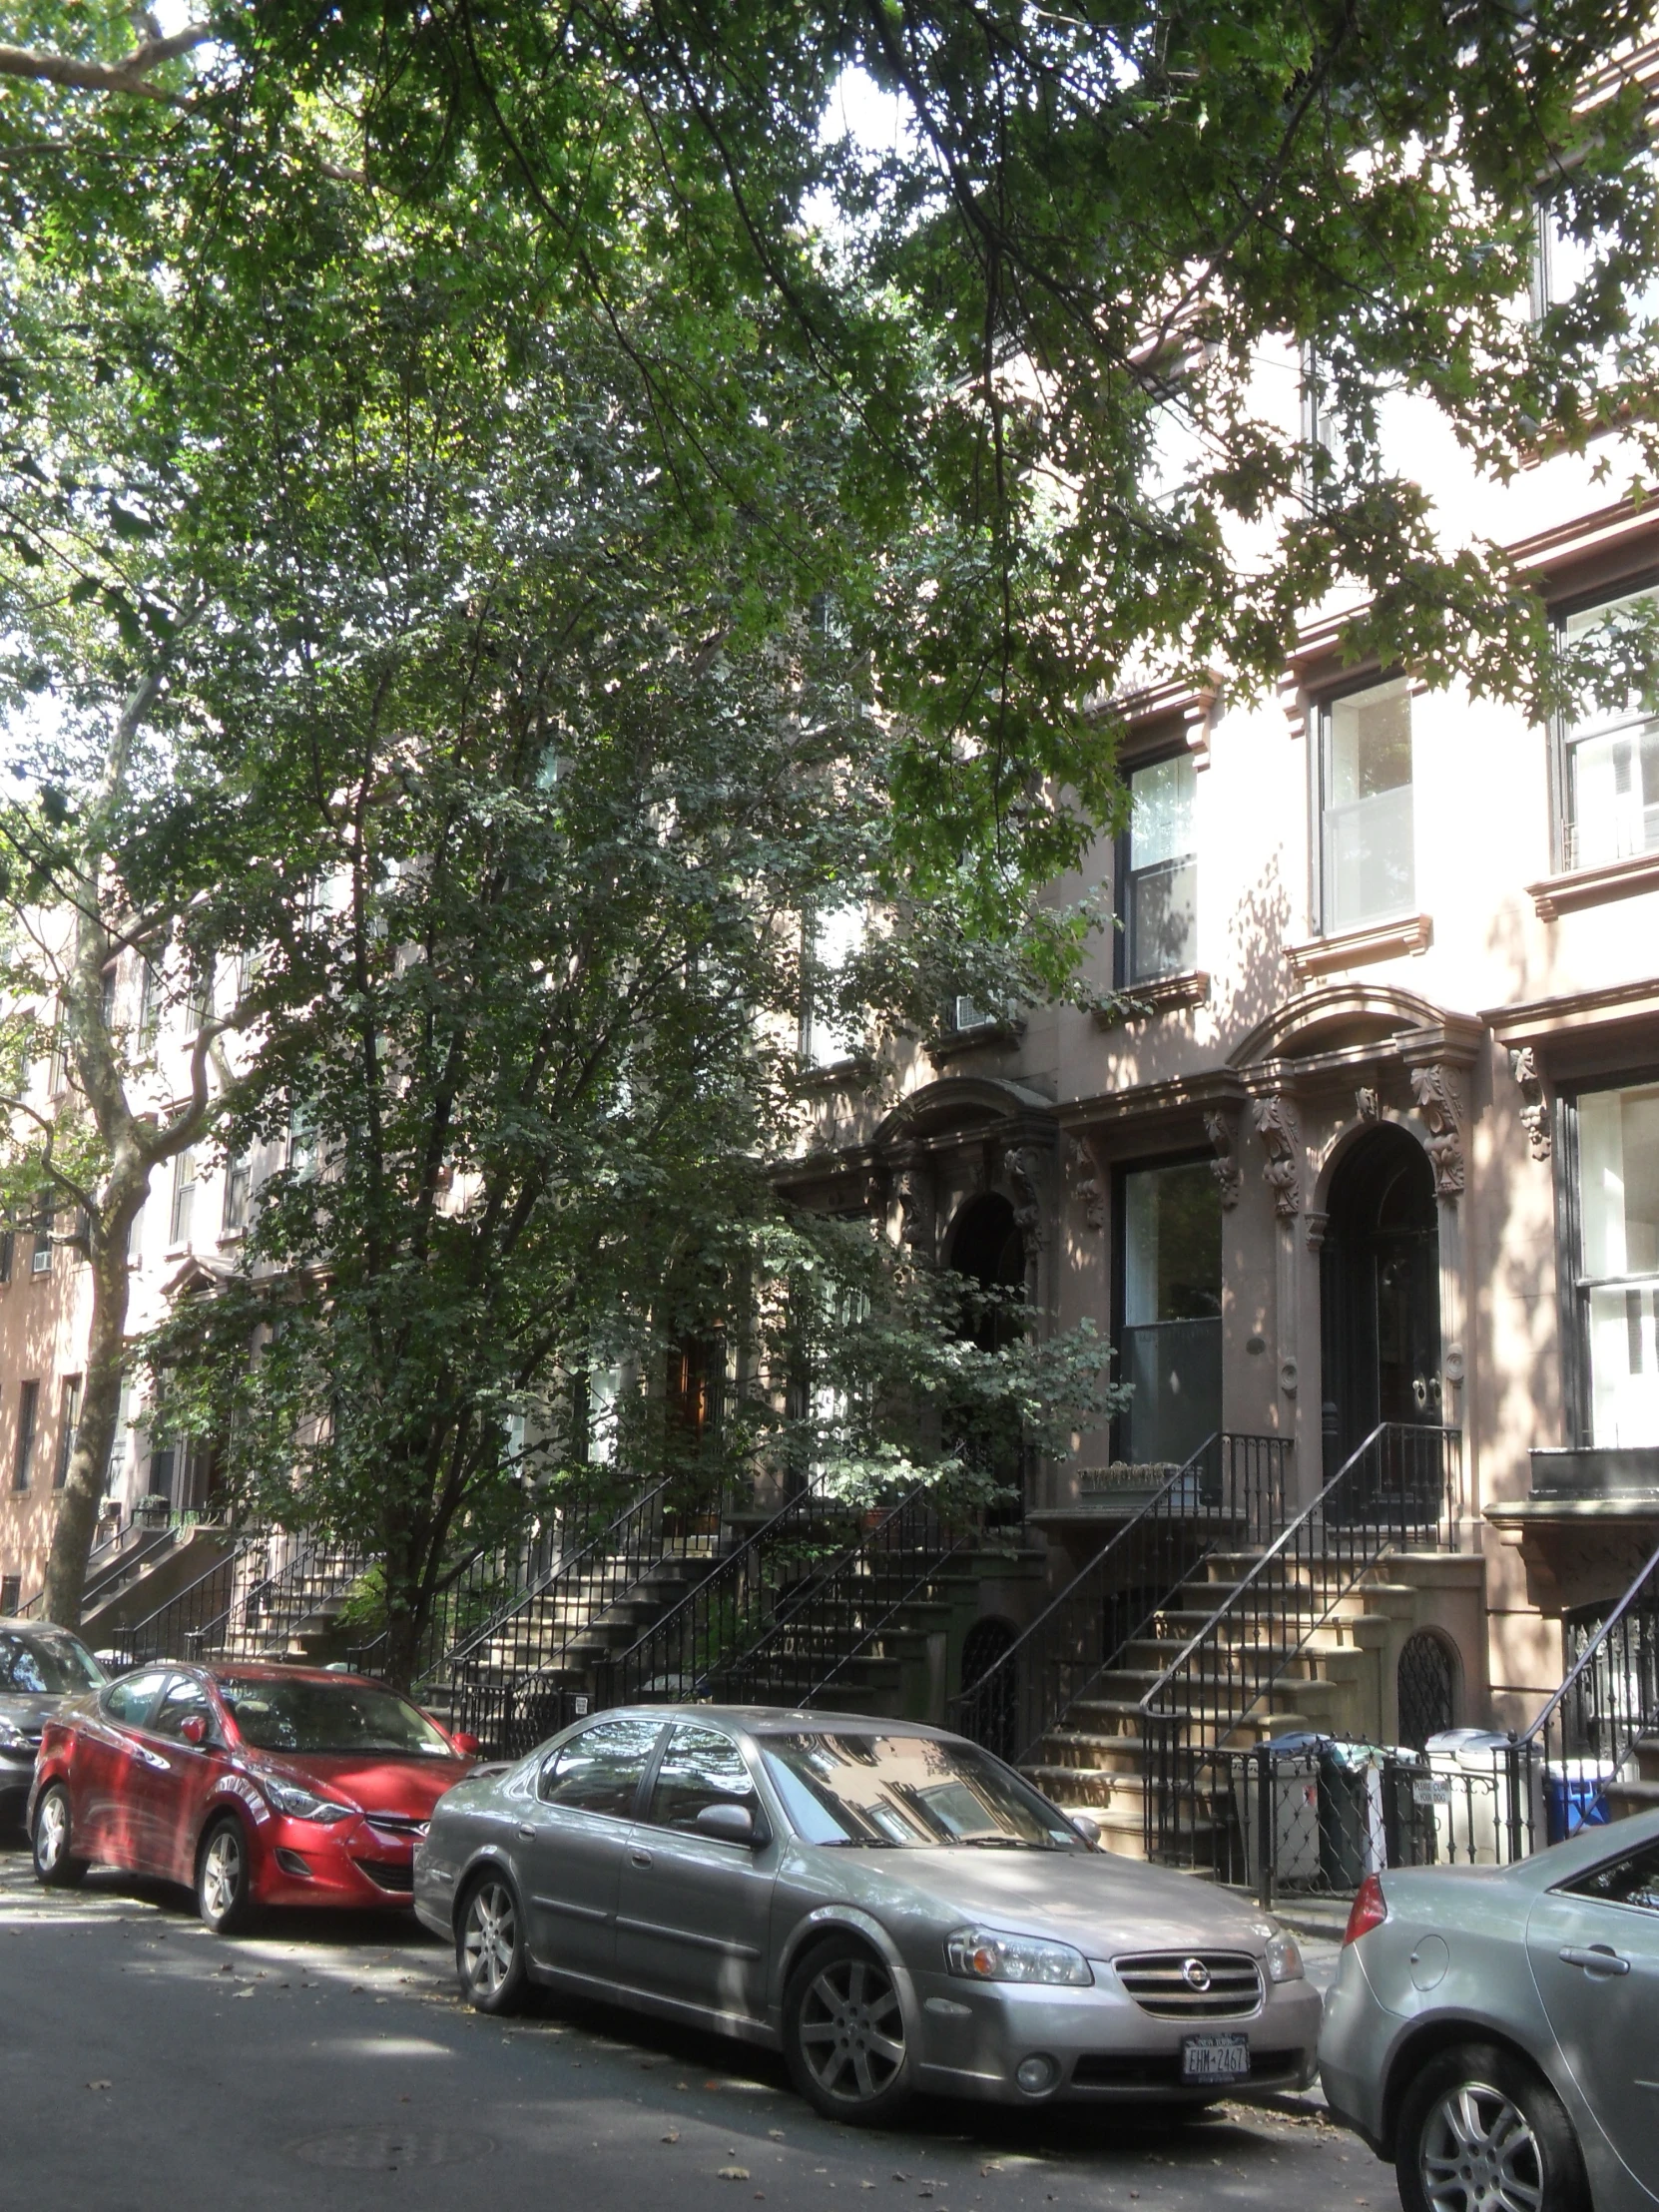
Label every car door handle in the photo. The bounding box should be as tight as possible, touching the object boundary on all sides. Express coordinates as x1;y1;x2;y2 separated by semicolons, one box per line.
1558;1944;1631;1976
629;1848;652;1869
516;1825;535;1842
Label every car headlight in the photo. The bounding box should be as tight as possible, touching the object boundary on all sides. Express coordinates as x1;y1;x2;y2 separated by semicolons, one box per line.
262;1777;356;1824
0;1715;31;1750
946;1927;1093;1987
1264;1929;1305;1983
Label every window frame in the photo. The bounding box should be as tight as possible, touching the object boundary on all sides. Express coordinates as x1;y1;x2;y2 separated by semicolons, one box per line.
1547;566;1659;876
169;1145;197;1248
13;1380;38;1493
1311;669;1416;938
54;1375;81;1491
1553;1066;1659;1448
1109;1145;1224;1463
1113;743;1200;989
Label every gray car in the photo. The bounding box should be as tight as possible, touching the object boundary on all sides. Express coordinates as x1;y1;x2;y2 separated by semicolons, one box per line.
413;1705;1321;2126
1320;1809;1659;2212
0;1619;108;1825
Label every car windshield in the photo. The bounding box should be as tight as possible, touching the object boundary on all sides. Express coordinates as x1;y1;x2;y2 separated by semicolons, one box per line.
761;1732;1081;1851
0;1630;106;1696
215;1676;453;1757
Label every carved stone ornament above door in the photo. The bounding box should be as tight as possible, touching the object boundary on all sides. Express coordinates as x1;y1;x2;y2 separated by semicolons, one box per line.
1067;1137;1107;1232
1509;1046;1551;1162
1407;1063;1466;1201
1254;1093;1302;1217
1202;1106;1243;1209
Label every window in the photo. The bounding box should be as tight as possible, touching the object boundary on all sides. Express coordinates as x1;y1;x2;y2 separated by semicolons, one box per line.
127;1197;146;1266
802;903;864;1068
1555;582;1659;873
102;1668;168;1728
138;955;161;1044
0;1577;19;1618
222;1149;252;1234
182;964;211;1032
0;1230;13;1285
46;1003;68;1097
1120;753;1198;983
646;1724;757;1833
1561;1835;1659;1913
537;1716;663;1817
54;1377;81;1491
1118;1159;1222;1465
13;1381;38;1492
169;1147;197;1247
288;1106;319;1181
1569;1080;1659;1447
1299;340;1342;507
151;1673;215;1743
29;1206;51;1276
1318;676;1414;933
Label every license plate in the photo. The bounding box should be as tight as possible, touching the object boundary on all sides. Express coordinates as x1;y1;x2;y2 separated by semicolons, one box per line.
1181;2032;1251;2082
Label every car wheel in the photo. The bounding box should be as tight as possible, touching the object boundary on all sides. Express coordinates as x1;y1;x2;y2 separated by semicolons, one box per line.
784;1936;913;2126
456;1871;528;2014
197;1816;256;1936
32;1785;88;1889
1396;2042;1589;2212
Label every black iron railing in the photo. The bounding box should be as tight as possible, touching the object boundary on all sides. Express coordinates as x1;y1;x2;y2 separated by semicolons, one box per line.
594;1478;857;1712
713;1481;971;1708
114;1530;266;1665
1521;1535;1659;1843
18;1514;177;1622
428;1475;730;1755
949;1432;1289;1765
1140;1420;1462;1866
345;1519;558;1684
215;1533;366;1661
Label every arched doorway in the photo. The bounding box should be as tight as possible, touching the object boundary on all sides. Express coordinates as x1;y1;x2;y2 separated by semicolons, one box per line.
1320;1125;1440;1477
946;1194;1026;1518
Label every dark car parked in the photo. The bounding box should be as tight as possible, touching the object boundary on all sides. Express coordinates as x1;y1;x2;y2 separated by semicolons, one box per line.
0;1620;107;1826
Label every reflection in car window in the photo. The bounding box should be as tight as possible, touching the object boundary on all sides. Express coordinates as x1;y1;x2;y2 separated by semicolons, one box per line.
1563;1837;1659;1914
761;1734;1080;1851
104;1669;169;1728
216;1675;452;1756
648;1724;755;1833
152;1675;214;1743
0;1630;105;1695
539;1717;663;1817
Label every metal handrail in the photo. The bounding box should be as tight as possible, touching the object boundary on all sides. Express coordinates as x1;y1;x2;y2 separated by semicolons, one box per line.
1516;1535;1659;1843
948;1431;1288;1764
115;1529;265;1664
715;1479;970;1708
1525;1535;1659;1747
1137;1419;1461;1865
18;1516;159;1619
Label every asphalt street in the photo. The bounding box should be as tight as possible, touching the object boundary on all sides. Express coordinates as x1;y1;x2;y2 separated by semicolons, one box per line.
0;1835;1390;2212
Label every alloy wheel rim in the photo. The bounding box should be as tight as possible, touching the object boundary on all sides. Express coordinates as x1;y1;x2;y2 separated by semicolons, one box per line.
37;1793;66;1870
463;1884;515;1995
798;1957;906;2103
1420;2082;1544;2212
203;1830;242;1920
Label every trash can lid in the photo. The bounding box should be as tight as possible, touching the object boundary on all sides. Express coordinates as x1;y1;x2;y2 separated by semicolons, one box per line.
1424;1728;1510;1752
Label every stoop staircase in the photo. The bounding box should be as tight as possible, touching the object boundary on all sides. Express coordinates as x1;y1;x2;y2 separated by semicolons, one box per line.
1526;1535;1659;1828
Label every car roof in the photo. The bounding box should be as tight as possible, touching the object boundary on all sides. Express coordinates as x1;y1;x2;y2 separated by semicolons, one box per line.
199;1661;387;1686
0;1617;90;1639
587;1704;963;1742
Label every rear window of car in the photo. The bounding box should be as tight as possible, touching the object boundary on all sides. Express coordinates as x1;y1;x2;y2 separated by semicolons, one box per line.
215;1676;452;1757
1561;1837;1659;1913
0;1631;105;1695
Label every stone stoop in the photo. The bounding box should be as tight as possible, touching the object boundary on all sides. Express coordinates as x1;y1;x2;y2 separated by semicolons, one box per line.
1606;1734;1659;1820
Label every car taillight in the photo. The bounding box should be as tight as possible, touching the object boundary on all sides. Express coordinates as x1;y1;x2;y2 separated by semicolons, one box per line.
1343;1874;1388;1945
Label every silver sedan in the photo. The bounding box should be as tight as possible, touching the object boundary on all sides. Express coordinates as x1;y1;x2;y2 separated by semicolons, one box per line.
1320;1809;1659;2212
413;1704;1320;2126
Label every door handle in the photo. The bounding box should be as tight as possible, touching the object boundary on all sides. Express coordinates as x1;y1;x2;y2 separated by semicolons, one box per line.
516;1825;535;1842
1558;1944;1631;1976
629;1848;653;1869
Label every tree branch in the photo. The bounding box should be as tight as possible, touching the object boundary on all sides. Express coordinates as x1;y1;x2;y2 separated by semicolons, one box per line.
0;24;211;102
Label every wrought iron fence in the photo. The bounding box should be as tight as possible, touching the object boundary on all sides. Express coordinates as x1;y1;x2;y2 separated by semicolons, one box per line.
1140;1420;1462;1867
713;1481;973;1708
949;1431;1290;1765
1519;1534;1659;1845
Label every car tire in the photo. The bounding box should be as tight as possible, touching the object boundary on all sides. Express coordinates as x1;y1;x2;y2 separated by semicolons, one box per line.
196;1815;256;1936
783;1936;913;2127
456;1870;528;2015
32;1784;88;1889
1395;2041;1589;2212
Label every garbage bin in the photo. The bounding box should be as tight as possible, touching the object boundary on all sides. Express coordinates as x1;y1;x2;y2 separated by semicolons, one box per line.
1544;1758;1616;1844
1424;1730;1544;1864
1231;1735;1324;1890
1316;1741;1387;1889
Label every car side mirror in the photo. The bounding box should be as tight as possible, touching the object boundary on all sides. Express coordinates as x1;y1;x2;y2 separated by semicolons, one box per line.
1069;1812;1102;1849
180;1714;209;1748
450;1731;482;1757
695;1801;762;1848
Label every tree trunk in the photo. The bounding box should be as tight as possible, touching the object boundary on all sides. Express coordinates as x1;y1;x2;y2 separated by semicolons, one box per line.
41;1149;150;1628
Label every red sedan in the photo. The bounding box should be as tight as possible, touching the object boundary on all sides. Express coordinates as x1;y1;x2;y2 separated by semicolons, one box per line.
28;1661;477;1934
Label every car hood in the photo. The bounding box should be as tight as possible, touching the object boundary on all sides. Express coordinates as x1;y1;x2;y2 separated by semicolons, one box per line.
246;1752;471;1818
0;1691;71;1737
848;1846;1274;1957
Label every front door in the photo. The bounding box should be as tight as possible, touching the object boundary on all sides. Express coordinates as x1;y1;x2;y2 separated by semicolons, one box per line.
1525;1832;1659;2203
1322;1126;1441;1477
518;1715;664;1986
616;1721;775;2023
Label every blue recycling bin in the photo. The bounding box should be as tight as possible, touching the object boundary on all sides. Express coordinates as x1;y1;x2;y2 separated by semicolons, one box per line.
1545;1759;1615;1844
